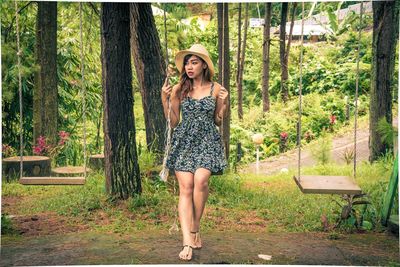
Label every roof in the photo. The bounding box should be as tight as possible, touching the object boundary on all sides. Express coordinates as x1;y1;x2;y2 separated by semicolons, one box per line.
273;2;372;36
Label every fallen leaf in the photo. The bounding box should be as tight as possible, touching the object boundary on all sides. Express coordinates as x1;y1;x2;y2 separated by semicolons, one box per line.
258;254;272;260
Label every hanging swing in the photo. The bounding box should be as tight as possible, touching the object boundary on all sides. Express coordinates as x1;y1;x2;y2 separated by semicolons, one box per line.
293;2;363;195
16;2;87;185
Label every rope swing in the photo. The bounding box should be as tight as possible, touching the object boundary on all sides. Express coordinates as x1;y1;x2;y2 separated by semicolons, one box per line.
17;2;87;185
157;6;180;235
293;2;363;195
159;6;172;183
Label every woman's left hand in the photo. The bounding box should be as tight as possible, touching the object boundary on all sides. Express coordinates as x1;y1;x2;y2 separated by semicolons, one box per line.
218;87;229;103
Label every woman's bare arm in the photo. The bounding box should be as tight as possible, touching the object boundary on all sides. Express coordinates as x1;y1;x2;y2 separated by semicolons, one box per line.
169;85;182;128
213;83;228;126
161;81;182;128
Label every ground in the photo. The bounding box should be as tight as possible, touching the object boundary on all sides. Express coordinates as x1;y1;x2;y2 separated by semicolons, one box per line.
2;119;399;265
1;229;399;265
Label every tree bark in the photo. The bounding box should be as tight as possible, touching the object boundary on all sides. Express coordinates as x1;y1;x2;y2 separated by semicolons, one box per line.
237;3;249;120
369;1;399;162
285;3;297;72
34;2;58;146
101;3;141;199
217;4;223;86
217;3;231;161
279;3;288;103
129;3;166;162
236;3;241;87
262;3;272;113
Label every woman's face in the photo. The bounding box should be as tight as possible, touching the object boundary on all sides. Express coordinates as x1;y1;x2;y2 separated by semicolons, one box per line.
184;55;207;79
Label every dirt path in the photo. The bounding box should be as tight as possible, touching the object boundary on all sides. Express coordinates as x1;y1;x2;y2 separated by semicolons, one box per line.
241;129;369;175
1;230;399;265
241;118;398;175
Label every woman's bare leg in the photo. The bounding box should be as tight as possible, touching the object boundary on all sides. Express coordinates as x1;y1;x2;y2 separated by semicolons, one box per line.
175;171;195;260
191;168;211;248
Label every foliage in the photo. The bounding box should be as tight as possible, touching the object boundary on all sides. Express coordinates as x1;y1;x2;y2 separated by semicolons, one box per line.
2;2;381;169
229;91;368;167
1;1;36;151
310;130;332;165
377;117;398;147
332;193;375;231
1;2;103;163
1;214;16;235
342;148;355;165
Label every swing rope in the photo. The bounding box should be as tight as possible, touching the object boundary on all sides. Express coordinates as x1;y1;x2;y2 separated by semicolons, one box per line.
353;1;363;180
79;2;87;179
297;2;363;182
159;6;172;183
15;0;23;180
297;2;304;181
158;6;179;234
220;3;226;145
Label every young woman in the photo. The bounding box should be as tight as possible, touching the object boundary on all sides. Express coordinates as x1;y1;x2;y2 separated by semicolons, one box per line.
161;44;228;261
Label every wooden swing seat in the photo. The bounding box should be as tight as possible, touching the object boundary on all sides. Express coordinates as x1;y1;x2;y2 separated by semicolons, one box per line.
19;176;86;185
293;175;362;195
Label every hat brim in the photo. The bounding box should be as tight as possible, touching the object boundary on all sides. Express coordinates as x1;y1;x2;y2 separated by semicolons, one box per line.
175;50;215;78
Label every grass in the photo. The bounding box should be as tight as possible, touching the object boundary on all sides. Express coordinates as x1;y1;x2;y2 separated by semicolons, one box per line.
2;153;396;235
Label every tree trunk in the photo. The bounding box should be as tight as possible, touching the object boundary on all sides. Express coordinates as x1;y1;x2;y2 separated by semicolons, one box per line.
369;1;399;162
129;3;166;162
217;3;231;161
237;3;249;120
101;3;141;199
284;3;297;70
236;3;241;87
262;3;272;113
34;2;58;146
217;4;223;86
279;3;288;103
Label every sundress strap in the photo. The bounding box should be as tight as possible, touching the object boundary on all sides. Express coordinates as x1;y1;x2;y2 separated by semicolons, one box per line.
187;82;215;99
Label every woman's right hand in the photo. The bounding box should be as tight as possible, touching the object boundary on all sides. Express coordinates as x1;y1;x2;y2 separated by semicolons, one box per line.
162;77;172;98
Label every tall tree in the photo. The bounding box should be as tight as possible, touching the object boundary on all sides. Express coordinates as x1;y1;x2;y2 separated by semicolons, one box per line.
34;2;58;146
280;3;297;103
237;3;249;120
217;3;231;160
369;1;399;161
101;3;141;199
285;3;297;70
262;2;272;112
236;3;242;87
129;3;166;161
279;3;289;103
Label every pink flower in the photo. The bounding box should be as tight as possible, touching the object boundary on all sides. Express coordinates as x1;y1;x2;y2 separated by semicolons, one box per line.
33;145;43;155
280;132;288;140
330;115;336;125
58;131;69;139
33;136;50;155
37;136;47;147
58;131;70;146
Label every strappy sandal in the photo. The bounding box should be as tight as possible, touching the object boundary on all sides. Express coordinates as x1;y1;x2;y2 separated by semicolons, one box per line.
179;244;194;261
191;231;202;249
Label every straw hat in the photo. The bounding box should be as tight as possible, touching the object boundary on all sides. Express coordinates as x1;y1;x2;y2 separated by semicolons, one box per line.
175;44;215;77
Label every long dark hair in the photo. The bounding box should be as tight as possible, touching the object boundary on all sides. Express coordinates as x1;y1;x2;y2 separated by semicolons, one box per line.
180;54;212;100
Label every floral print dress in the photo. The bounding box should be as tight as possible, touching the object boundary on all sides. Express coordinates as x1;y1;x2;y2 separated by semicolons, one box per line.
166;82;227;175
